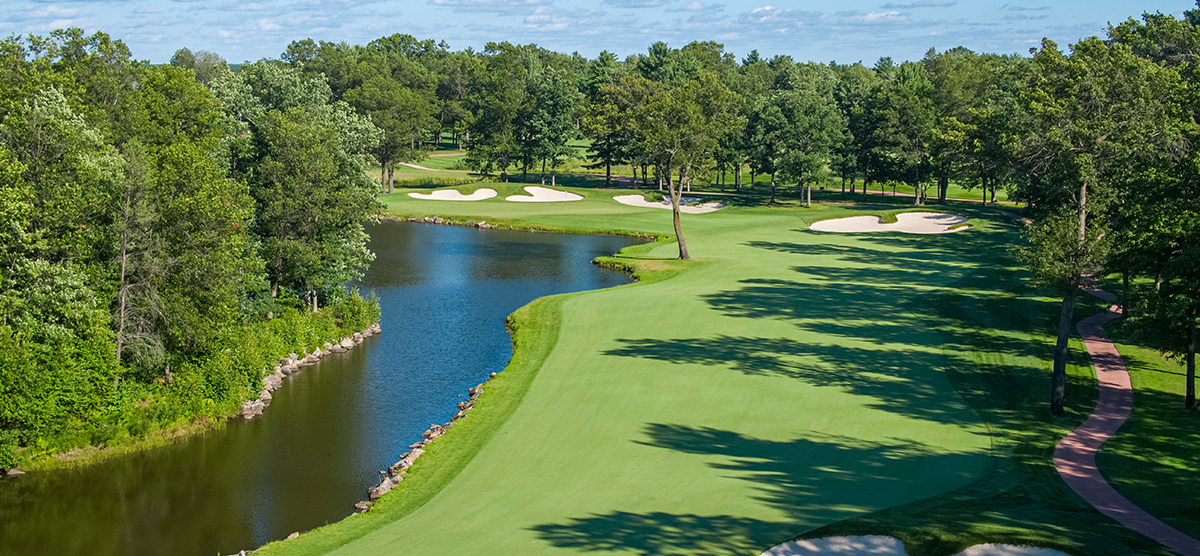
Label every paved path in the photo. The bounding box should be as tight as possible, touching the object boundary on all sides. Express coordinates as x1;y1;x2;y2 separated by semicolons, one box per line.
1054;286;1200;556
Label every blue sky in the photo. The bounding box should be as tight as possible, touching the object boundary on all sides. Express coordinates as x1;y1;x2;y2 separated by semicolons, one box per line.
2;0;1194;64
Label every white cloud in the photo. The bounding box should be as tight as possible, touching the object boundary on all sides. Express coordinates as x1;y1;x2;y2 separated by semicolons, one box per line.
667;1;724;13
738;5;823;26
836;10;912;26
428;0;551;15
1004;13;1047;21
602;0;668;7
880;1;956;8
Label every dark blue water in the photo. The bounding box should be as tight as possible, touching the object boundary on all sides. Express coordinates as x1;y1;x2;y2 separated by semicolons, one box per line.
0;221;637;556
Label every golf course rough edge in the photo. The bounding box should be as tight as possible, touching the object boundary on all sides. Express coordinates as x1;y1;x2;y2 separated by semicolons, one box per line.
810;212;968;234
761;536;1070;556
253;235;677;556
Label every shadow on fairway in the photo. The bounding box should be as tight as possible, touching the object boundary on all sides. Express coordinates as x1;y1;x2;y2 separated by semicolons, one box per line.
531;219;1171;555
529;427;979;556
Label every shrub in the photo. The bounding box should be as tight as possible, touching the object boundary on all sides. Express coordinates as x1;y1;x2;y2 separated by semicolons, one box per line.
0;429;18;470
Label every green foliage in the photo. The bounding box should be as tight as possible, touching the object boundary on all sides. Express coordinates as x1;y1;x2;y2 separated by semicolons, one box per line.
1016;209;1108;293
0;429;17;470
0;31;383;463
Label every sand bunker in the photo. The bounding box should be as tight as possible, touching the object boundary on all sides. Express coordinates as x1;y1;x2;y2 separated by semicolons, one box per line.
761;537;1070;556
399;162;440;171
505;186;584;202
809;212;968;234
407;188;497;201
612;194;725;214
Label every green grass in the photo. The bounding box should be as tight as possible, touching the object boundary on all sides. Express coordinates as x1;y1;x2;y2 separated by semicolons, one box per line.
257;193;1185;556
1098;338;1200;539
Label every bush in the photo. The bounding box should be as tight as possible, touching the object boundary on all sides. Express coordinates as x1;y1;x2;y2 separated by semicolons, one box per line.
329;288;381;333
0;429;18;470
644;191;664;203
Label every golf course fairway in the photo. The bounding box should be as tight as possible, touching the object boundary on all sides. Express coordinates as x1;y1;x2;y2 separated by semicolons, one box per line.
263;188;1003;555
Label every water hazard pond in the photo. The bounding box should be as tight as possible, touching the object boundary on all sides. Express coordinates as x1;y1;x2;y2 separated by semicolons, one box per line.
0;221;639;556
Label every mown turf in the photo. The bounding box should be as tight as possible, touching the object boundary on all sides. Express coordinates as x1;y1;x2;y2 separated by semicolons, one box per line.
257;190;1183;556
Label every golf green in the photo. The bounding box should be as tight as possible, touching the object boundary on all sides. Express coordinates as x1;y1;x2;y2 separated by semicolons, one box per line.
269;189;995;555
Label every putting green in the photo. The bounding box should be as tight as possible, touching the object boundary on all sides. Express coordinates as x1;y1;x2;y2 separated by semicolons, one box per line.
273;190;996;555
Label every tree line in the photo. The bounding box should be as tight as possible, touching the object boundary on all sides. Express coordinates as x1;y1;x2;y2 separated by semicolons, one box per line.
260;7;1198;414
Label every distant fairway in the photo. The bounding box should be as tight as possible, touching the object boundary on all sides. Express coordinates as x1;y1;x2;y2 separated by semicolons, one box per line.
261;189;1149;556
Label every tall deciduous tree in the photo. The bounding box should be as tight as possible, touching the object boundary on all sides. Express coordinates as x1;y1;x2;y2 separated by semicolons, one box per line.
643;74;742;259
1019;37;1184;414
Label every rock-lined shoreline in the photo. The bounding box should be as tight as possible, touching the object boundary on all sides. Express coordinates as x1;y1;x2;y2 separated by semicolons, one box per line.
240;322;383;420
383;215;501;229
356;372;497;511
229;367;501;555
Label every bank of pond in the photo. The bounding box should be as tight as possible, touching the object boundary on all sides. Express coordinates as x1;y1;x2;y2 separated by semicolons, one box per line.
0;221;639;556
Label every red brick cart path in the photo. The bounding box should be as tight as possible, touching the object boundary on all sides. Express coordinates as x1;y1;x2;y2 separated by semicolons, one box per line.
1053;286;1200;555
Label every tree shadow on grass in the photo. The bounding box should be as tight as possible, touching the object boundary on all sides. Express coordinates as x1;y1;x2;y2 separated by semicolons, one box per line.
604;335;982;428
530;427;979;556
535;218;1173;555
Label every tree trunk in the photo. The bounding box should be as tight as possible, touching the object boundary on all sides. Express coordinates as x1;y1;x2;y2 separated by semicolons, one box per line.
735;164;742;191
1187;315;1197;409
387;162;394;193
1051;284;1079;415
669;163;690;260
806;180;811;207
605;161;611;187
541;159;546;185
769;172;776;203
1078;182;1088;244
381;165;386;191
116;187;131;361
841;175;846;194
1121;272;1130;313
850;176;856;194
938;162;949;203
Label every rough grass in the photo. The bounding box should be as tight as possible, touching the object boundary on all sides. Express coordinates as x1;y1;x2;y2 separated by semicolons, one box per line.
1098;338;1200;539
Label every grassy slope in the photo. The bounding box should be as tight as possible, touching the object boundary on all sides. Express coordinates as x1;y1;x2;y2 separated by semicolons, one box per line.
259;188;1182;556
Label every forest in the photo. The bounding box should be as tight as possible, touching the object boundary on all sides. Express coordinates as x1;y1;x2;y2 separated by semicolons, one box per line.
1;3;1199;467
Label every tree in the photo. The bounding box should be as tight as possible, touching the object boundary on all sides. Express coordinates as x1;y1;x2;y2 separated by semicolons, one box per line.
643;75;742;259
1018;37;1185;414
525;66;583;186
214;62;382;312
345;75;436;192
169;48;228;85
871;62;936;205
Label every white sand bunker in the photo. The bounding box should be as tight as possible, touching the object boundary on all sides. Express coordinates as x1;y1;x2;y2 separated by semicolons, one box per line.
505;186;584;202
407;188;497;201
612;194;725;214
810;212;968;234
761;537;1070;556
